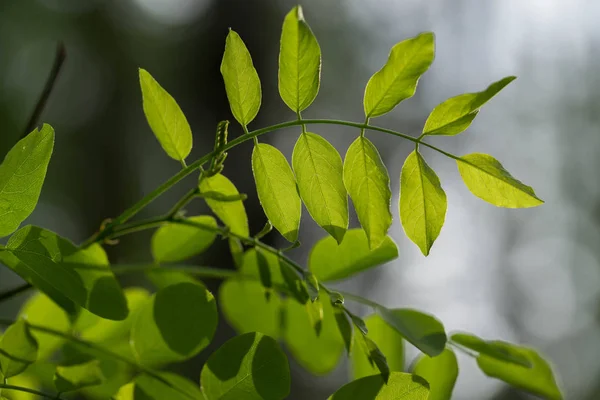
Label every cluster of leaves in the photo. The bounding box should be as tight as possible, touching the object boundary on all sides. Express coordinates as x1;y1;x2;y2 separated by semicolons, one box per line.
0;5;560;400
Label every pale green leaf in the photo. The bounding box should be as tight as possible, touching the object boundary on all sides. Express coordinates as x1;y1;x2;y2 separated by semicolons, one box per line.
293;132;348;243
364;33;435;118
412;349;458;400
376;308;446;357
201;332;290;400
283;292;344;375
151;216;218;263
134;372;203;400
199;174;249;236
343;137;392;249
139;69;192;161
0;227;128;320
54;360;105;392
309;228;398;282
450;332;531;367
220;30;261;127
422;76;516;136
352;314;404;380
0;320;38;378
0;124;54;238
399;150;447;256
113;383;135;400
130;281;217;366
278;5;321;112
252;143;301;242
328;372;430;400
456;153;543;208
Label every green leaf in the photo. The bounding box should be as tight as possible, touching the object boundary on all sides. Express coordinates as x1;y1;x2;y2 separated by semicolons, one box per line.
306;299;324;336
363;33;435;118
220;29;261;127
54;360;105;392
278;5;321;112
376;308;446;357
422;76;516;136
130;281;217;366
456;153;544;208
114;383;135;400
0;124;54;238
201;332;290;400
476;342;562;400
352;314;404;380
0;320;38;378
309;228;398;282
0;227;128;320
399;150;447;256
328;372;430;400
134;372;203;400
256;249;273;296
332;307;352;354
353;331;390;382
18;293;70;361
343;137;392;249
450;332;531;367
139;69;192;162
199;174;249;236
279;260;309;305
151;216;218;263
293;132;348;243
252;143;301;242
412;349;458;400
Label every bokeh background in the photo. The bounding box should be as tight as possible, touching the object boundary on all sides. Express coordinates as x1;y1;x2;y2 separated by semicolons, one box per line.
0;0;597;399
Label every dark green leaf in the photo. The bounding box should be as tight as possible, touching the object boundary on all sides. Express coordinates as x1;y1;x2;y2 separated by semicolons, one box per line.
412;349;458;400
450;333;531;367
0;320;38;378
422;76;516;136
457;153;544;208
309;228;398;282
399;150;447;256
151;216;218;263
333;307;352;354
328;372;430;400
364;33;435;118
354;332;390;382
199;174;249;236
220;30;261;127
279;260;309;305
0;124;54;238
201;332;290;400
252;143;301;242
139;69;192;162
303;271;319;302
376;308;446;357
256;249;273;295
343;137;392;249
54;360;105;392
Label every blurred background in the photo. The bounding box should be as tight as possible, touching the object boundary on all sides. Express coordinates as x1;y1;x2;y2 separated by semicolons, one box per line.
0;0;597;399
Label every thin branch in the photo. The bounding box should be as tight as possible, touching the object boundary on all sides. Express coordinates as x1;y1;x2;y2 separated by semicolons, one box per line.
0;383;63;399
0;282;33;303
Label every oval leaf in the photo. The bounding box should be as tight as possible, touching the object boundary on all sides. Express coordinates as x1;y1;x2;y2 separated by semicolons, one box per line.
278;5;321;112
400;150;447;256
376;308;446;357
456;153;543;208
423;76;516;136
328;372;430;400
293;132;348;243
0;320;38;378
139;69;192;162
221;30;261;127
252;143;301;242
364;33;435;118
54;360;105;392
450;332;531;367
309;229;397;282
0;124;54;238
201;332;290;400
412;349;458;400
130;281;217;366
151;215;217;263
343;137;392;249
199;173;249;236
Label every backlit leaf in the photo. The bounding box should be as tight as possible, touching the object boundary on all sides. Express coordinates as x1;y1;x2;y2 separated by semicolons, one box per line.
221;30;261;127
199;174;249;236
364;33;434;118
293;132;348;243
343;137;392;249
151;216;218;263
139;69;192;162
54;360;105;392
252;143;301;242
353;332;390;382
0;124;54;238
412;349;458;400
399;150;447;256
0;320;38;378
456;153;543;208
134;372;203;400
278;5;321;112
201;332;290;400
328;372;430;400
422;76;516;136
309;229;398;282
450;333;531;367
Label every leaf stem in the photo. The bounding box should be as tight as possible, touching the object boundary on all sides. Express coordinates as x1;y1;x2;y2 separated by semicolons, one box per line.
337;290;382;309
360;117;370;137
0;283;33;303
0;383;64;400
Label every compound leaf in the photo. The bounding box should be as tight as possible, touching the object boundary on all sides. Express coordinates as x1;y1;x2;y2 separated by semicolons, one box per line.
199;173;249;236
